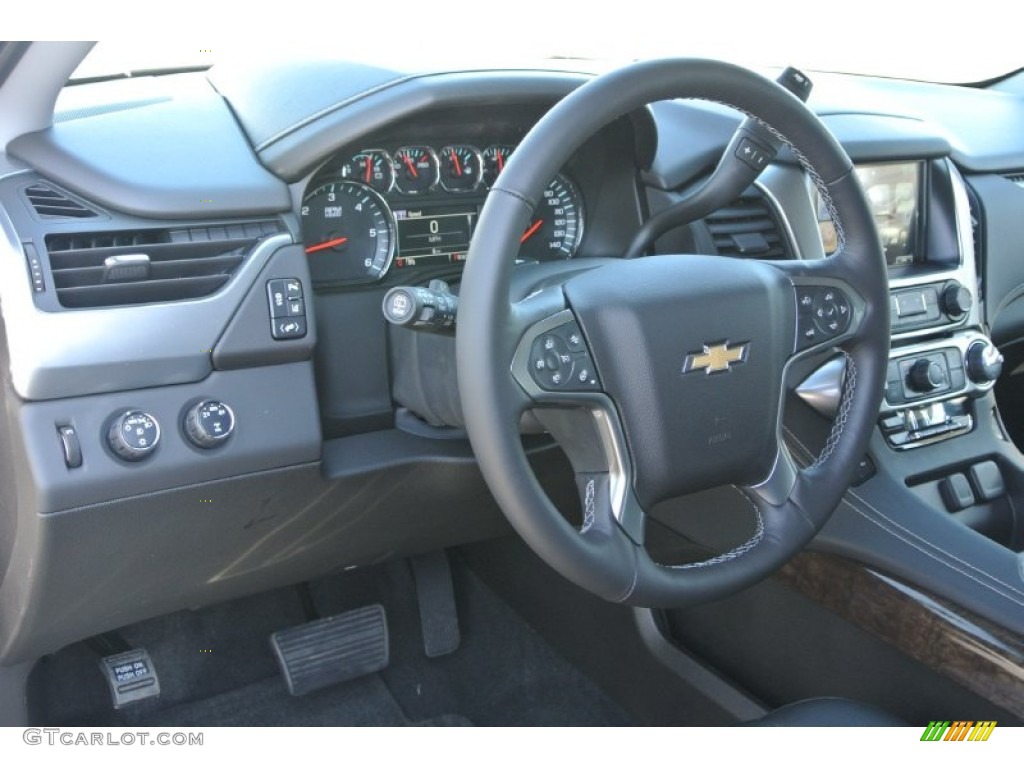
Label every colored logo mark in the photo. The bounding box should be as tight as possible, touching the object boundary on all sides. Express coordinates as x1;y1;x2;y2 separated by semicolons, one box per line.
920;720;996;741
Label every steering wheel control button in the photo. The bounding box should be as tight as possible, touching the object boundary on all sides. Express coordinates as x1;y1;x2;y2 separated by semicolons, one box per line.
527;322;601;391
795;286;850;350
734;137;771;171
185;400;236;449
57;425;82;469
108;410;160;461
268;278;308;340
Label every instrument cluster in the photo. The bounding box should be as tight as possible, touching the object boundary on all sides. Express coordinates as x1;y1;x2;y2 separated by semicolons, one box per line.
301;143;584;285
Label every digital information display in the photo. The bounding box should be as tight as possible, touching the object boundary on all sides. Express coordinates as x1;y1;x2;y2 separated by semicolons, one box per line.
393;206;478;267
816;161;921;268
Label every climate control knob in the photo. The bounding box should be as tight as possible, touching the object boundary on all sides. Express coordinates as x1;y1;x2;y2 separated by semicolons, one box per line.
184;400;235;449
966;341;1003;384
941;282;973;319
908;359;946;392
108;410;160;461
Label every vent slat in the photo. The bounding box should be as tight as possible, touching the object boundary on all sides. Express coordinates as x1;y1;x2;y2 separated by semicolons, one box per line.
52;255;246;289
41;221;282;309
56;276;231;308
24;183;98;219
704;194;791;260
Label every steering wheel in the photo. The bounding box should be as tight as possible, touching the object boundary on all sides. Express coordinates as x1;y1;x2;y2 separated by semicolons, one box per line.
456;59;889;607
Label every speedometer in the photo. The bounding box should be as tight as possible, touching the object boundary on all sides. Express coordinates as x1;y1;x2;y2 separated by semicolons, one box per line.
301;181;396;283
517;174;584;261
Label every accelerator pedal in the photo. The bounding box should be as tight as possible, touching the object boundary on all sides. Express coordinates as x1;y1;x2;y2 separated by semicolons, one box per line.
411;550;461;658
271;604;389;696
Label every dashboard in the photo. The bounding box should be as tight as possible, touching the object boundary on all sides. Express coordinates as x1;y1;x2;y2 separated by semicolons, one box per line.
3;52;1024;669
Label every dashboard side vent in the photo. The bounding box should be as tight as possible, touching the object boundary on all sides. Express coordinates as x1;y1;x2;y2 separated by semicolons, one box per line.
704;193;793;259
44;220;283;309
24;183;99;219
1006;173;1024;189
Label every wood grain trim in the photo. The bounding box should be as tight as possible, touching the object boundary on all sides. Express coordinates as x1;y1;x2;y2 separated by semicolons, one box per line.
778;551;1024;717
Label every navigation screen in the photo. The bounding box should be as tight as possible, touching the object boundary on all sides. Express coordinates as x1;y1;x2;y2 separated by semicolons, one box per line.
816;162;921;268
393;206;477;268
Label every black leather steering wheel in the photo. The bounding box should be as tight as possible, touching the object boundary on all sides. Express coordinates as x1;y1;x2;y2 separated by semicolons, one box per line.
456;59;889;607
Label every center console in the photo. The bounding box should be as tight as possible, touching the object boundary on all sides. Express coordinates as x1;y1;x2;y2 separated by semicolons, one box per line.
835;159;1003;451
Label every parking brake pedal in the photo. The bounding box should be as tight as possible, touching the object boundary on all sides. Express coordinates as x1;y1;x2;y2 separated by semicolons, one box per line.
411;550;461;658
271;604;389;696
99;649;161;709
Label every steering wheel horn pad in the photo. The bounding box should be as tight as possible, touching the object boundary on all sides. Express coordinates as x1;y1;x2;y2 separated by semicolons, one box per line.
564;255;794;508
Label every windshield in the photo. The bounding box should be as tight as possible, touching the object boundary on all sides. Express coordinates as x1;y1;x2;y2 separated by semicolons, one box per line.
69;4;1019;86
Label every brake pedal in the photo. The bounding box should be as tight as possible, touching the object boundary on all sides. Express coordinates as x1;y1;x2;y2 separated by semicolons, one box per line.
99;649;161;709
411;550;461;658
271;604;389;696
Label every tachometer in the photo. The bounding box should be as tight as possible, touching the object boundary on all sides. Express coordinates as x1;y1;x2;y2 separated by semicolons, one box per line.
517;174;584;261
301;181;396;283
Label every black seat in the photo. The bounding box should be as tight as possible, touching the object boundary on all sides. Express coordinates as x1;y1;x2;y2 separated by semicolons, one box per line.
745;697;907;727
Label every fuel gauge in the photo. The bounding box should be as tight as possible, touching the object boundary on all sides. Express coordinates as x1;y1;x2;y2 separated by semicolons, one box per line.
340;149;394;194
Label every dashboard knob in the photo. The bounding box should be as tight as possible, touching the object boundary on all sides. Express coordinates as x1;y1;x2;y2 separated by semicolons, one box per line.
966;340;1003;384
184;400;235;449
941;282;973;319
108;410;160;461
908;359;946;392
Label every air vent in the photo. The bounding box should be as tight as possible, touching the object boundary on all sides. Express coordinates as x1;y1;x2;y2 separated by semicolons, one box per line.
24;183;98;219
43;220;282;309
1006;173;1024;189
704;193;792;259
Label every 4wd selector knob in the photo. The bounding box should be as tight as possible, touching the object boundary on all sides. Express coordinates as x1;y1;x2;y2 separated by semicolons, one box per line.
108;410;160;461
184;400;235;449
941;282;973;319
908;359;946;392
966;340;1003;384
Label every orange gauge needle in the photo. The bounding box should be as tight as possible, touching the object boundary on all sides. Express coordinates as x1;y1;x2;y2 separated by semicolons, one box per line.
450;148;463;176
364;157;372;184
403;155;419;178
520;220;543;243
496;150;505;173
305;236;348;254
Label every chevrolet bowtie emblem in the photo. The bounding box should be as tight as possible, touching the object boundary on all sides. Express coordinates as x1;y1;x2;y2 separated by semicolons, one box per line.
682;341;750;375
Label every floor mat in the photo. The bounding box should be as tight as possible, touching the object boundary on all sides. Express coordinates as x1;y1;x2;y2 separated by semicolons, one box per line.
27;553;630;727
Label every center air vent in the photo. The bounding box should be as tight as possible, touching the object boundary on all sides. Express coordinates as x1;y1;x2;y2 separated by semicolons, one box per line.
704;193;792;259
44;221;282;309
24;183;98;219
1007;173;1024;189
